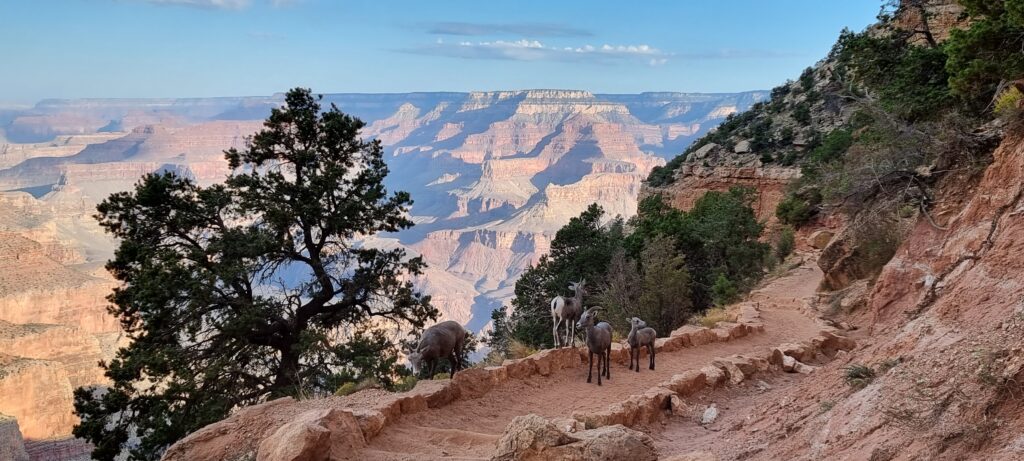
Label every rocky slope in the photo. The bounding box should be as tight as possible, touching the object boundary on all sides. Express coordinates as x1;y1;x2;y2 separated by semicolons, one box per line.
0;89;762;450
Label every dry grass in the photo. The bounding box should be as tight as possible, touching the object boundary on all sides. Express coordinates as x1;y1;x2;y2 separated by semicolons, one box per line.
694;307;737;328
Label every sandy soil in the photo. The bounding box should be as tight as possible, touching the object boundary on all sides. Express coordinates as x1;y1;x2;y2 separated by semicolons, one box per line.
360;257;827;460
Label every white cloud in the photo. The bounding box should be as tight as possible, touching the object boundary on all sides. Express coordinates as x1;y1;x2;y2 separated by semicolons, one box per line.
405;39;671;65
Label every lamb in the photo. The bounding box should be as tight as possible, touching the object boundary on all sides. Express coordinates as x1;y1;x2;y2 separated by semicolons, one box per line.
407;320;470;378
627;317;657;372
551;279;586;348
577;306;612;385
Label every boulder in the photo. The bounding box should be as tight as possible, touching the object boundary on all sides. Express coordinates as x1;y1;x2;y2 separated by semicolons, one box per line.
256;408;365;461
503;358;538;380
710;328;732;342
256;420;330;461
793;361;817;374
716;322;747;339
711;359;745;385
701;404;719;425
659;369;706;396
808;230;834;249
529;347;582;376
734;140;752;153
781;354;797;372
349;408;386;440
770;343;812;364
493;415;658;461
670;326;715;346
453;367;495;398
492;414;577;460
815;331;857;357
692;143;718;160
407;378;458;408
656;335;687;352
669;395;689;417
701;365;727;387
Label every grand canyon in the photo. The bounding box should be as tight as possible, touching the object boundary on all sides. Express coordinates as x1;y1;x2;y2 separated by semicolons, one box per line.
0;89;763;458
13;1;1024;460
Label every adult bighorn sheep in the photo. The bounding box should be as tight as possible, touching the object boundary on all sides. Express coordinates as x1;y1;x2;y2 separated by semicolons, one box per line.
627;317;657;372
551;279;586;348
577;306;612;385
408;320;470;378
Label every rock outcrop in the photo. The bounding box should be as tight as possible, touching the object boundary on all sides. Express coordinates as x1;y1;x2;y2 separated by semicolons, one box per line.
0;414;29;461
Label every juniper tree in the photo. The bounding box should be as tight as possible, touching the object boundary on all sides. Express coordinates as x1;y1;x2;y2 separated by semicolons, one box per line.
73;88;436;461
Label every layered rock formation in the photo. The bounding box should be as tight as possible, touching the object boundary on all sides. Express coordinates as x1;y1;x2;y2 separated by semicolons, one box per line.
0;413;30;461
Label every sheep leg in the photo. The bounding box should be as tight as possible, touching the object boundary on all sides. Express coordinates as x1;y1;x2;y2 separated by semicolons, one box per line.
632;347;639;372
552;318;562;348
587;351;594;383
450;351;460;376
605;346;611;379
566;321;573;348
596;353;603;386
649;344;655;370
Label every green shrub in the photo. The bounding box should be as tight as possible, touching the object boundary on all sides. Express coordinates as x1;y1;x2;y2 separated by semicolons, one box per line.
799;66;815;92
844;364;877;389
808;128;853;165
760;153;774;164
775;226;796;260
994;85;1024;121
834;28;952;121
711;274;740;307
431;372;451;380
392;375;418;392
793;102;812;125
776;190;821;227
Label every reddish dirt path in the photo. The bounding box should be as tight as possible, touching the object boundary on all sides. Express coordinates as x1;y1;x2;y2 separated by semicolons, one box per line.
362;257;825;460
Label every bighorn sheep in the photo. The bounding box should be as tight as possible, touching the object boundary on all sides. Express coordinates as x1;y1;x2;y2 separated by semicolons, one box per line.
627;317;657;372
577;306;612;385
408;320;470;378
551;279;586;348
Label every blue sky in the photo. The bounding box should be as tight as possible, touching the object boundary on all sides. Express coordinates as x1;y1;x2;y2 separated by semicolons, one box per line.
1;0;881;103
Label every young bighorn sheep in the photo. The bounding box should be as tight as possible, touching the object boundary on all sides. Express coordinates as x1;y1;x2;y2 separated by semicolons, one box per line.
627;317;657;372
577;306;612;385
408;320;470;378
551;279;586;348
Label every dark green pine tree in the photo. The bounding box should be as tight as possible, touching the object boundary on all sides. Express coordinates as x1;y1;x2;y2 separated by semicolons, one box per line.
73;88;436;461
505;203;624;349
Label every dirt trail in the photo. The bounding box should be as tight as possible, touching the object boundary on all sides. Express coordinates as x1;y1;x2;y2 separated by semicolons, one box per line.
362;258;825;460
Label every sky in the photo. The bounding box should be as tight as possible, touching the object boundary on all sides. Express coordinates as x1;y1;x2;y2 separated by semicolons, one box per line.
0;0;882;104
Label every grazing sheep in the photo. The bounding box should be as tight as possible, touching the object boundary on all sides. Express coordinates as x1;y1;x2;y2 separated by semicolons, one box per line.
577;306;612;385
627;317;657;372
551;279;587;348
408;320;470;378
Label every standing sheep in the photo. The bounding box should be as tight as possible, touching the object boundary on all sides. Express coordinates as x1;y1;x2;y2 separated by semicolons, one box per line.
577;306;612;385
627;317;657;372
551;279;586;348
408;320;470;378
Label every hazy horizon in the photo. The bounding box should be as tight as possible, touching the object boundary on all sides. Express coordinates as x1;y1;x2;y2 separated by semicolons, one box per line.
2;0;880;103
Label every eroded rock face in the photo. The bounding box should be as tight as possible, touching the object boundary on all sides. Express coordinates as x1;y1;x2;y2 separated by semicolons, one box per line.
646;165;800;222
0;356;77;440
0;414;29;461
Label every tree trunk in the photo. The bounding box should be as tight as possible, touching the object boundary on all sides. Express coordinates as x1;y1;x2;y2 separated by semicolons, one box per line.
272;345;301;397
